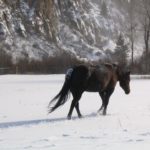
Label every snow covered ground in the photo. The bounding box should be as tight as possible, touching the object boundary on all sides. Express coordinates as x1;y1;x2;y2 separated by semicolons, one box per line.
0;75;150;150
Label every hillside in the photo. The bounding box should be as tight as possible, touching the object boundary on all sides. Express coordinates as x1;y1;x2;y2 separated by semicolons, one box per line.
0;0;130;62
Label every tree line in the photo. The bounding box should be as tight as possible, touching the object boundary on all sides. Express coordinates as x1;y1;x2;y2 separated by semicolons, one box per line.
0;32;148;75
0;48;81;74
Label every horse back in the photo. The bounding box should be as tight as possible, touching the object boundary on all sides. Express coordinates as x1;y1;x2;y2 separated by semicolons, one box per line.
70;64;117;92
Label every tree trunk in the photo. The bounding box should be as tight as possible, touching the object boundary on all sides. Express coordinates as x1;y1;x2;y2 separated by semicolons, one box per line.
144;24;150;73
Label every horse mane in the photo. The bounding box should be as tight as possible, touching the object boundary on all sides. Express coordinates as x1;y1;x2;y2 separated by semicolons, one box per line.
103;63;120;72
104;63;113;69
90;63;114;69
104;63;121;81
77;62;121;75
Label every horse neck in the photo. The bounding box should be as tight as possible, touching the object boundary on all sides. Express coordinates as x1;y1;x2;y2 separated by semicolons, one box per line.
115;68;120;82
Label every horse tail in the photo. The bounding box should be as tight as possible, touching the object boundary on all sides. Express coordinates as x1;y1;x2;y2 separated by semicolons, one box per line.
48;68;73;113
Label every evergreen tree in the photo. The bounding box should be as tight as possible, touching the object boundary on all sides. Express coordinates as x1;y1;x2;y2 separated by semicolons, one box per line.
113;34;129;65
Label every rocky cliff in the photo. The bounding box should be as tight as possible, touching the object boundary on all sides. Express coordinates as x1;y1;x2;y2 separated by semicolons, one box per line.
0;0;129;64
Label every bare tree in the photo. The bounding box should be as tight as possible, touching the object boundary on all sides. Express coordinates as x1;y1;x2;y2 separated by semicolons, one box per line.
140;0;150;73
127;0;137;68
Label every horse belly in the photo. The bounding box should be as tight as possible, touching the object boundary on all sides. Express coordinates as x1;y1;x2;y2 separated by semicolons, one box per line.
85;73;102;92
85;83;100;92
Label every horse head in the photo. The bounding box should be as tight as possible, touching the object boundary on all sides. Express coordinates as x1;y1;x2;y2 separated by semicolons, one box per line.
115;65;131;94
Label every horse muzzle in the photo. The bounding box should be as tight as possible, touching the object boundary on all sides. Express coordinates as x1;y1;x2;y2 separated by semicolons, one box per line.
125;89;130;94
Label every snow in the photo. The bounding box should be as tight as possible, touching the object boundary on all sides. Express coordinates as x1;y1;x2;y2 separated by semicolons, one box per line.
0;75;150;150
103;39;116;51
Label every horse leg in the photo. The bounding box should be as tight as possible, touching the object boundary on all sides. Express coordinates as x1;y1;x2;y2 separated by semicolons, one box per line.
102;97;109;115
97;91;105;113
67;92;83;120
102;88;114;115
75;102;82;118
67;99;77;120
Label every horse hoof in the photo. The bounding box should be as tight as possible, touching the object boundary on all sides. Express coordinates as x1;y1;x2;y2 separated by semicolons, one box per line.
67;116;71;120
97;110;102;115
102;111;107;116
79;115;83;119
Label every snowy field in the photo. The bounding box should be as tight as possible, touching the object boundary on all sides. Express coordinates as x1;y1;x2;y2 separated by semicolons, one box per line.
0;75;150;150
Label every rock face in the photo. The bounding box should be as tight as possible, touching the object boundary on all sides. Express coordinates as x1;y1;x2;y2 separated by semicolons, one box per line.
0;0;128;63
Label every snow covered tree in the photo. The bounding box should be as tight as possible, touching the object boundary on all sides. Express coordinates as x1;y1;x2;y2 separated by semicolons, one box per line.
113;34;129;65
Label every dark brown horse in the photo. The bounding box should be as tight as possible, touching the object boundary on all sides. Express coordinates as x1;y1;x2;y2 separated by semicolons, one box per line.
48;63;130;120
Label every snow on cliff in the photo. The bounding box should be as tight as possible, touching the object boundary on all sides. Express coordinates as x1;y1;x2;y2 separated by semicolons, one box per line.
0;0;128;62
